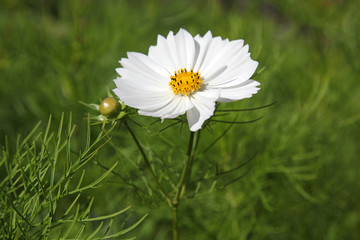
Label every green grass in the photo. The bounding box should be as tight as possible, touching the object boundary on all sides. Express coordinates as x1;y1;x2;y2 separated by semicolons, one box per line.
1;0;360;239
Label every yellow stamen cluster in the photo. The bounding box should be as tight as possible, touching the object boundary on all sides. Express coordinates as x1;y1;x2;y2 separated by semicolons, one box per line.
169;68;202;96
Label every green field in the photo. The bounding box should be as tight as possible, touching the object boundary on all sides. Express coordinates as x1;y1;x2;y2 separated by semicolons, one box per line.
1;0;359;239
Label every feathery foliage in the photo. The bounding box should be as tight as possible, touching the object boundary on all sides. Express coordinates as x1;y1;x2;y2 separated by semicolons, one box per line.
0;114;146;239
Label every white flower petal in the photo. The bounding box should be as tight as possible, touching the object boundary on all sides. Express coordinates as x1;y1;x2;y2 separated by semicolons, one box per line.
164;31;182;70
175;28;196;70
187;89;220;131
186;107;201;131
148;34;176;73
138;94;193;119
148;29;196;73
197;37;228;77
120;52;169;81
217;80;260;102
161;95;194;119
114;71;165;91
194;35;225;76
208;53;258;86
205;50;250;82
114;88;173;111
193;34;257;87
192;31;213;72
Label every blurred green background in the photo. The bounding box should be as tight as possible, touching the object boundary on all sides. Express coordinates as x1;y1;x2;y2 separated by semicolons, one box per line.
1;0;359;239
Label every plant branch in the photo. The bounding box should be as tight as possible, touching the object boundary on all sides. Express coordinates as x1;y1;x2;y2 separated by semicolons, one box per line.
124;120;170;203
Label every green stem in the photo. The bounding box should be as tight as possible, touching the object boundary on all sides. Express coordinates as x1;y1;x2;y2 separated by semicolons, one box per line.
172;130;199;240
172;206;178;240
185;130;201;185
124;120;170;203
174;131;195;203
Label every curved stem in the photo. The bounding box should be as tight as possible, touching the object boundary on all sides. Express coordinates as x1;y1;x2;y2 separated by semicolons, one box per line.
124;120;170;203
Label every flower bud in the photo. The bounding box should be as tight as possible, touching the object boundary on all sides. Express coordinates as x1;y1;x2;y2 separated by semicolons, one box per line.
99;97;121;118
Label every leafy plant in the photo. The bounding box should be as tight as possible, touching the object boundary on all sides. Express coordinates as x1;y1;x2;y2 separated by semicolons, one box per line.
0;113;147;240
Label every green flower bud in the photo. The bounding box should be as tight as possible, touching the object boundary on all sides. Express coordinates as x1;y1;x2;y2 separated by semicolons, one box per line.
99;97;121;118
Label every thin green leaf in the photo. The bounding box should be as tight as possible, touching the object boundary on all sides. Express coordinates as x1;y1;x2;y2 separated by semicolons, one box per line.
74;223;86;239
80;197;94;220
81;206;131;222
64;194;81;216
85;221;103;240
62;204;80;239
97;213;148;239
68;162;118;195
103;218;113;236
216;101;277;112
8;196;33;227
209;116;263;124
66;112;73;176
202;122;233;154
86;113;91;150
76;170;86;191
20;121;42;149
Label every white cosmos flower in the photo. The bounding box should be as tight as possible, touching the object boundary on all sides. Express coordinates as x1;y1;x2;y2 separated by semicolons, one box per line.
113;28;260;131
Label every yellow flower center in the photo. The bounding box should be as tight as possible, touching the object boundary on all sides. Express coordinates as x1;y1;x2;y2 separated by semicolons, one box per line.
169;68;202;96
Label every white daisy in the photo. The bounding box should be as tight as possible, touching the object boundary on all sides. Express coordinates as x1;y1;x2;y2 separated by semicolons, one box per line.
113;28;260;131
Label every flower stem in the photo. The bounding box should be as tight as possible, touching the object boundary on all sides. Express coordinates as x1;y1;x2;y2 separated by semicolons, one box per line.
124;120;170;203
174;131;195;203
172;206;178;240
186;130;201;185
172;130;199;240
